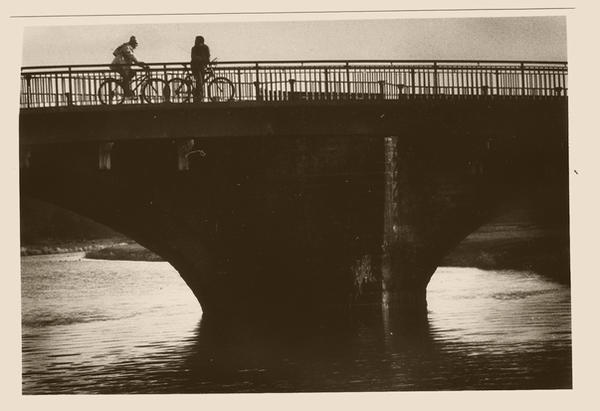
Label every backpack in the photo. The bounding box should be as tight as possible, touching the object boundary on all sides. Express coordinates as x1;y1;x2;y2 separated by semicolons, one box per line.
113;44;125;57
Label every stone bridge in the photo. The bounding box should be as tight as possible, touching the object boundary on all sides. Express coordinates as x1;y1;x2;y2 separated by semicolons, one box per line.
19;60;569;323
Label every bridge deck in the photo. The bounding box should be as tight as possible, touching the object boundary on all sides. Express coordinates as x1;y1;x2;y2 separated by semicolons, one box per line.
20;60;567;110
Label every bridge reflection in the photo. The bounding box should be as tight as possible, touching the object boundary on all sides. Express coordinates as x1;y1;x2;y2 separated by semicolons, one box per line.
20;60;567;109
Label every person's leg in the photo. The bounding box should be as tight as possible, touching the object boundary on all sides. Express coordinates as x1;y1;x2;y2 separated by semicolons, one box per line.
198;67;206;101
192;69;201;102
122;68;133;97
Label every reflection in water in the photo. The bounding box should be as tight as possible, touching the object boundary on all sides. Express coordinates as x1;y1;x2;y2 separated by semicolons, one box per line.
21;254;571;393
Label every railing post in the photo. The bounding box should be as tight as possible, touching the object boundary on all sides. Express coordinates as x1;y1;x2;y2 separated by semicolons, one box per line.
345;62;351;98
324;68;329;100
54;74;60;107
237;68;242;101
288;79;296;101
433;62;438;96
520;62;526;96
254;81;261;101
378;80;385;100
254;63;262;102
495;69;500;96
25;74;31;109
410;68;415;96
68;67;73;106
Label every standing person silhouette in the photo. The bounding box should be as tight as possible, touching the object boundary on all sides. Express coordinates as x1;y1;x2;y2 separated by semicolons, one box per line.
110;36;147;97
191;36;211;102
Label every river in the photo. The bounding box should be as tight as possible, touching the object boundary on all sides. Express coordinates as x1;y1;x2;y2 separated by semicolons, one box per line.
21;253;571;393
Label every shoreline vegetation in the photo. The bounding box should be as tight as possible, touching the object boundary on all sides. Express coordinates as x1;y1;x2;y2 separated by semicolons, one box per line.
20;238;164;262
20;222;569;283
21;238;130;257
85;243;164;262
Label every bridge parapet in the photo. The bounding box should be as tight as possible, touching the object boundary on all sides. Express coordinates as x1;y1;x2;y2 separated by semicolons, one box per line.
20;60;567;110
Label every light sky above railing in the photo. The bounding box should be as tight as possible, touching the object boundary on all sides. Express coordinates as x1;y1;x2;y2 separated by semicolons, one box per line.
21;16;567;67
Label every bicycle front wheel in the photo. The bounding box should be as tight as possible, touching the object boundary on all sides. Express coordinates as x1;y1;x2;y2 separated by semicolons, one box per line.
141;78;170;104
166;78;193;103
207;77;235;102
98;79;125;105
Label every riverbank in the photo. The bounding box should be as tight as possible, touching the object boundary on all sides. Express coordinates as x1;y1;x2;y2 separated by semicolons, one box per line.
85;243;163;262
21;238;128;257
21;239;163;262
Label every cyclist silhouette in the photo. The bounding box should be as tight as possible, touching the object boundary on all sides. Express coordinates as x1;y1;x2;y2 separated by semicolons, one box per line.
110;36;147;97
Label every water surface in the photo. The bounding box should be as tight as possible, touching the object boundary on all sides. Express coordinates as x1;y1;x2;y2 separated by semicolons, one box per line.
21;253;571;393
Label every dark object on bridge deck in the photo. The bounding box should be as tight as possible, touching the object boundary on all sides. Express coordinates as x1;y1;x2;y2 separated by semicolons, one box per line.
191;36;210;103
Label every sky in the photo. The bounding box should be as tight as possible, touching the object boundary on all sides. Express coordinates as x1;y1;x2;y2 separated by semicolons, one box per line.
20;16;567;66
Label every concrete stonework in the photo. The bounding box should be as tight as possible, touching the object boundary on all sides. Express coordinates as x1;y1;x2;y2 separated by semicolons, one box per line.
20;98;569;322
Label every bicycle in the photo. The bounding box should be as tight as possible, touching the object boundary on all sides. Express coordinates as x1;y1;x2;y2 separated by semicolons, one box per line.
98;66;169;105
167;62;235;103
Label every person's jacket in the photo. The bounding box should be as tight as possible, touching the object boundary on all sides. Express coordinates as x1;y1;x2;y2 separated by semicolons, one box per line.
191;44;210;71
111;43;139;68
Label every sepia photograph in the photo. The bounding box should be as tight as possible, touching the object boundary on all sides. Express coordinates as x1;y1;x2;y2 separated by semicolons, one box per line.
9;2;586;401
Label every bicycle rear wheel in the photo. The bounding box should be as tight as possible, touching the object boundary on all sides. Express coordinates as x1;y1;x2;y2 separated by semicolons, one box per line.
98;79;125;105
141;78;170;104
207;77;235;102
166;78;193;103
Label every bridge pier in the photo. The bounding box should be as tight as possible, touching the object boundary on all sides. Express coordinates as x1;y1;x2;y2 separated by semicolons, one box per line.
380;135;435;317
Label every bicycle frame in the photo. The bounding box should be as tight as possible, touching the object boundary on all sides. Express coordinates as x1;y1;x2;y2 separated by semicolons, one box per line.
123;69;153;94
175;65;217;90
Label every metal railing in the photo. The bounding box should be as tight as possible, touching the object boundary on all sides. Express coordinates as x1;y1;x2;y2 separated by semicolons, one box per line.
20;60;568;109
